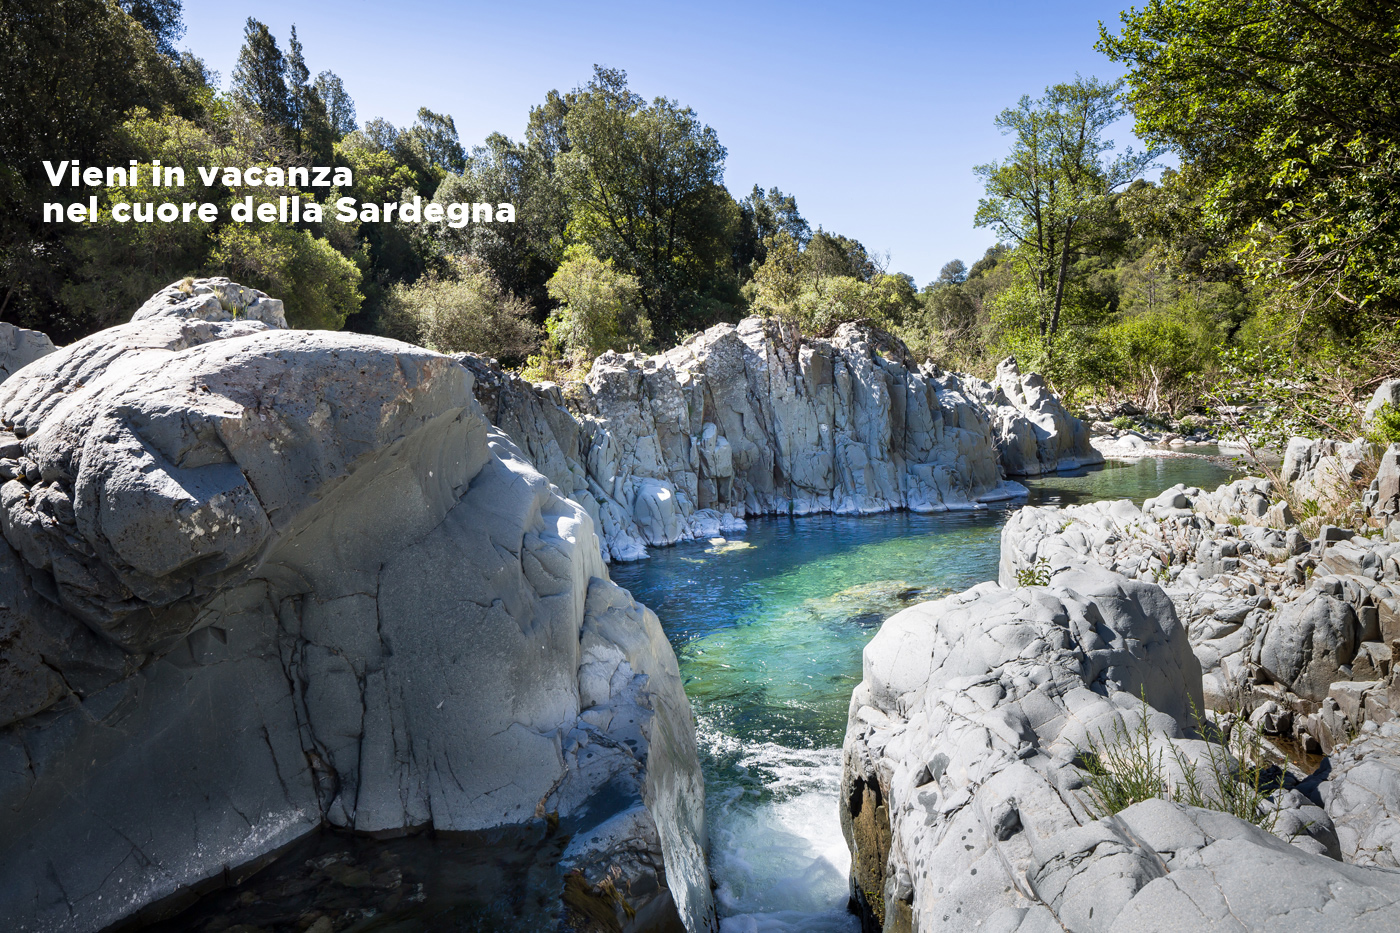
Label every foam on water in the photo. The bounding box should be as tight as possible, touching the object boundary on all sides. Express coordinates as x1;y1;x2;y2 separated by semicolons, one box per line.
702;731;858;932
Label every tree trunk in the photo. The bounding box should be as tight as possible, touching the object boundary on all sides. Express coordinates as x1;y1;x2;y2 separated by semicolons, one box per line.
1047;219;1075;351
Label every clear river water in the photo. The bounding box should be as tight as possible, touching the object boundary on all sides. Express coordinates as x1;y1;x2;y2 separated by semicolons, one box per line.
138;454;1239;932
610;453;1239;933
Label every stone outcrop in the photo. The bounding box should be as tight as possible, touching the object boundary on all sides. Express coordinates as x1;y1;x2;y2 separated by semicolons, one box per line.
1001;476;1400;752
0;280;715;933
1319;722;1400;869
981;356;1103;476
465;320;1099;562
1365;379;1400;424
841;560;1400;931
1282;436;1372;512
0;322;55;383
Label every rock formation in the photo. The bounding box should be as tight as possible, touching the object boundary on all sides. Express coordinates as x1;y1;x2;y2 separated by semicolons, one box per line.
1001;476;1400;751
0;278;715;933
841;561;1400;931
464;319;1098;562
0;321;55;383
981;356;1102;476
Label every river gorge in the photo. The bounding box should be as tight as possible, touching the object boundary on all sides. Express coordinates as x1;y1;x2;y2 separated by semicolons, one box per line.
4;279;1400;933
613;455;1239;932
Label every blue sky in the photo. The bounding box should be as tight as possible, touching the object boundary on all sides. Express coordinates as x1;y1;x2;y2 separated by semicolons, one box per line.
181;1;1147;288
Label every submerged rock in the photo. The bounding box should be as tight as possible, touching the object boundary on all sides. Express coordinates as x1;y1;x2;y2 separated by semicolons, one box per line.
0;279;715;933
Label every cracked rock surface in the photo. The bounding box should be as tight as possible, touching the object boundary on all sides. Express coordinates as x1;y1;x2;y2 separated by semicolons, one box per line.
0;279;715;933
842;562;1400;931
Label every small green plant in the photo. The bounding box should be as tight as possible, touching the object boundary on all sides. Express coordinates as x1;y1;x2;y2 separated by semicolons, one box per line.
1111;415;1134;431
1177;415;1199;434
1015;558;1051;587
1367;402;1400;447
1079;707;1167;816
1297;498;1322;521
1079;694;1279;832
1227;514;1245;527
1172;699;1279;833
1153;567;1171;584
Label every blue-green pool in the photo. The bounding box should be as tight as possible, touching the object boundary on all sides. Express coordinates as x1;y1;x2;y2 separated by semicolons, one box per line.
609;454;1239;932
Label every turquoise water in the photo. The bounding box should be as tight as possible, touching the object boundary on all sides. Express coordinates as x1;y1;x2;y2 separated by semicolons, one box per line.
609;454;1239;932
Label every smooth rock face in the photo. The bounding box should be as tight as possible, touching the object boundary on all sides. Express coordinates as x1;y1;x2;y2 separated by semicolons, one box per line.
467;322;1098;562
0;280;715;933
843;561;1400;932
0;323;55;383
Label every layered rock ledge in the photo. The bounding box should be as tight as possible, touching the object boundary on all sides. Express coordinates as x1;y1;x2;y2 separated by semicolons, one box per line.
0;279;715;933
464;319;1099;562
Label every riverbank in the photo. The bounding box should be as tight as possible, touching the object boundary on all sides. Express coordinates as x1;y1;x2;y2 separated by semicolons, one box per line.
842;455;1400;930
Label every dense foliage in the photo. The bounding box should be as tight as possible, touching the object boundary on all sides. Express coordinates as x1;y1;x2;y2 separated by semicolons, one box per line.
3;0;1398;433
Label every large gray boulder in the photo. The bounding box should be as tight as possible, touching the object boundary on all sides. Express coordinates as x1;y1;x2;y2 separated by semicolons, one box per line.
1259;589;1360;701
842;561;1400;931
1320;723;1400;868
0;322;55;383
0;279;715;933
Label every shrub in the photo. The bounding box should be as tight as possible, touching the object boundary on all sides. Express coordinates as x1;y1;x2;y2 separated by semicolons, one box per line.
1015;558;1051;587
1368;402;1400;446
545;244;653;361
1111;415;1134;431
384;254;539;365
1079;695;1278;832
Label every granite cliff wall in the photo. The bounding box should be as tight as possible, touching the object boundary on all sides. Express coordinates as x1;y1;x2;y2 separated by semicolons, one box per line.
465;318;1100;562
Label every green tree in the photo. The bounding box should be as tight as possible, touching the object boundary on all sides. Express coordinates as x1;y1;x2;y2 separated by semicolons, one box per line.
734;185;811;270
0;0;192;337
384;255;539;364
119;0;184;56
974;76;1154;354
212;223;361;330
804;228;876;282
937;259;968;285
435;131;568;315
284;25;324;156
231;18;290;132
314;70;357;138
544;244;652;359
1099;0;1400;332
403;108;466;175
557;66;737;341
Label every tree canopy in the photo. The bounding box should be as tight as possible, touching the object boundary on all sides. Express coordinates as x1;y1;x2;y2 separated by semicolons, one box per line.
1099;0;1400;333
